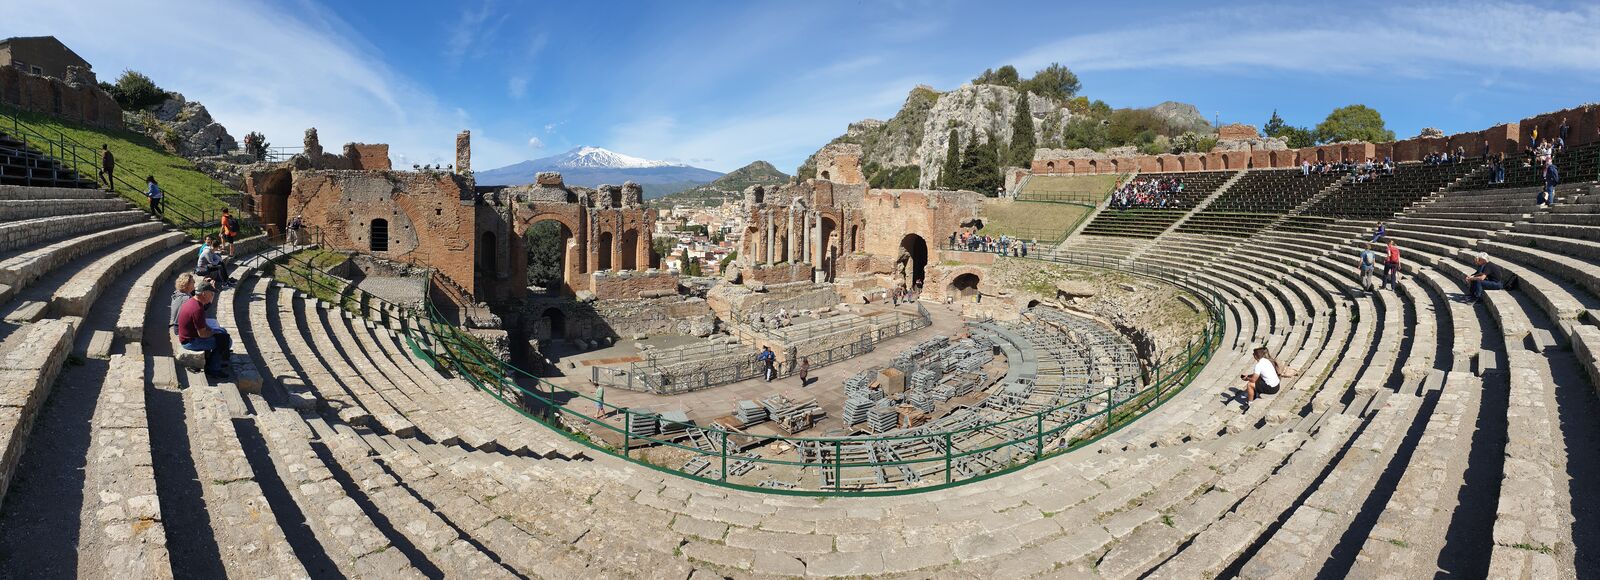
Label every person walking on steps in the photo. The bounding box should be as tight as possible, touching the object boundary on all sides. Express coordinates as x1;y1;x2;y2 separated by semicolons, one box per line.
1359;248;1379;294
287;214;304;246
145;176;163;218
797;357;811;387
1539;161;1559;208
98;144;115;190
1238;347;1282;412
1382;238;1401;291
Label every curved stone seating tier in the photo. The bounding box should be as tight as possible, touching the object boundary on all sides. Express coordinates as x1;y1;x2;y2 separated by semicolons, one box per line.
1457;141;1600;191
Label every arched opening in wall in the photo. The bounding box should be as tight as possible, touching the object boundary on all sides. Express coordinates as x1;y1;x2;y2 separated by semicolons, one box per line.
478;231;498;276
542;307;566;340
1269;151;1280;167
369;219;389;252
1198;156;1208;170
821;170;832;181
597;231;614;271
1046;161;1056;171
947;272;981;299
1026;299;1041;309
525;219;573;294
820;216;838;277
1316;149;1327;163
620;229;640;270
1340;146;1351;162
1220;155;1230;170
848;224;859;253
897;234;928;291
1087;159;1098;174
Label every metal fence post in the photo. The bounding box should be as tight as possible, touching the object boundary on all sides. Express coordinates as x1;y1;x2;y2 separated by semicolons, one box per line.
833;440;842;491
623;411;632;458
944;432;953;483
720;430;729;482
1034;413;1044;459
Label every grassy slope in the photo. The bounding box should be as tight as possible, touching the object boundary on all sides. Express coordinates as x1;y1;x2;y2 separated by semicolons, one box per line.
1020;173;1122;197
978;200;1092;242
0;106;232;222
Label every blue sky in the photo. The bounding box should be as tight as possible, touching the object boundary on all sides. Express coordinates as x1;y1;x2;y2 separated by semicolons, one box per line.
7;1;1600;174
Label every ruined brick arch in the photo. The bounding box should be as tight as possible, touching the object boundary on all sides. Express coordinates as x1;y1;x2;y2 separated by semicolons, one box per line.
597;231;614;271
1340;145;1351;162
1269;151;1281;167
619;229;640;270
1066;160;1077;173
1156;157;1168;172
941;266;984;300
1220;155;1229;170
1045;161;1056;171
1198;156;1208;171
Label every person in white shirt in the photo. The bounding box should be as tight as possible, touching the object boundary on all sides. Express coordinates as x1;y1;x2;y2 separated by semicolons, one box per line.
1239;347;1282;411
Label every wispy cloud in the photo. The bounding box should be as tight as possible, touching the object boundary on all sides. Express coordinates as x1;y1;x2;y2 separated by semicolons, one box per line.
445;0;510;67
2;0;470;167
1012;2;1600;76
527;136;544;149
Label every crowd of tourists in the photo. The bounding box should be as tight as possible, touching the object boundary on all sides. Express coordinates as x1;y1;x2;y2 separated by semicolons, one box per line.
949;231;1032;257
1109;176;1184;209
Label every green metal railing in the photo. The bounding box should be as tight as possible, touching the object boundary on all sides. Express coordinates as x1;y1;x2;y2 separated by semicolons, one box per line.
0;105;254;237
258;243;1226;495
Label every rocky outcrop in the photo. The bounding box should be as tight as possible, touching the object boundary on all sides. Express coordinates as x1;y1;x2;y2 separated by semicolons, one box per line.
912;84;1065;188
1417;127;1446;139
1147;101;1212;134
128;93;238;158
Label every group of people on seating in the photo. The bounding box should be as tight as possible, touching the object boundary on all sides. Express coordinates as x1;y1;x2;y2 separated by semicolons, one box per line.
1343;157;1396;183
173;224;243;379
1301;158;1386;177
1109;176;1184;209
1422;147;1467;166
950;231;1031;257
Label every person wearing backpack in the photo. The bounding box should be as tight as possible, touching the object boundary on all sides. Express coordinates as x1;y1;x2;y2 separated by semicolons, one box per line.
219;208;239;257
1382;238;1401;291
1359;249;1378;295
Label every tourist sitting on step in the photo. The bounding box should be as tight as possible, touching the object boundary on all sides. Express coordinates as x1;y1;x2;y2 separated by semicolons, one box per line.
197;236;235;289
1462;252;1517;305
1238;347;1282;412
176;280;232;379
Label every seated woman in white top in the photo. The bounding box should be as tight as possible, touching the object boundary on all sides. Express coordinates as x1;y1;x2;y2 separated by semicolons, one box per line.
1239;347;1282;411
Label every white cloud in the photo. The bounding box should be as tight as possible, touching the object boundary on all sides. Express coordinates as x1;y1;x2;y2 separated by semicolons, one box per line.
1011;2;1600;77
1;0;467;168
544;121;566;133
527;136;544;149
445;0;509;66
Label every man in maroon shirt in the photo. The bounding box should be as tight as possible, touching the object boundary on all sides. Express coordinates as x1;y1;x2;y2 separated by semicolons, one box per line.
177;282;230;378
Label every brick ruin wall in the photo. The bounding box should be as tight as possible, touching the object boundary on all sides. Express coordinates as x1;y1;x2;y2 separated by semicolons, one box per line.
587;270;680;301
1030;103;1600;175
0;66;121;130
287;170;477;294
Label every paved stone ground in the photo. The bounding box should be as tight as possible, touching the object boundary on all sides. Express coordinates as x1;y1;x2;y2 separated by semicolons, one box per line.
549;301;968;435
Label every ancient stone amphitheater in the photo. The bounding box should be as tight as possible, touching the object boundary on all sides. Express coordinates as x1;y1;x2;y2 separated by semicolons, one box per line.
1;118;1599;580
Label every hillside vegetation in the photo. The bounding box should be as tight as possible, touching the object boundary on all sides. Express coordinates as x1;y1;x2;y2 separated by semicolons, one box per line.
2;105;233;225
657;160;788;207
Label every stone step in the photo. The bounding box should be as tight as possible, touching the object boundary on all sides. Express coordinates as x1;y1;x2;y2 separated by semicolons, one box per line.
78;346;172;577
0;210;148;255
115;243;200;342
0;318;77;511
0;221;165;291
178;372;310;578
52;231;186;317
0;184;116;201
0;198;131;221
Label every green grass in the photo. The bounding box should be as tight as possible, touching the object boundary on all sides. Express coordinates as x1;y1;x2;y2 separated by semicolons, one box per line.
978;200;1091;242
0;105;233;227
1020;173;1122;198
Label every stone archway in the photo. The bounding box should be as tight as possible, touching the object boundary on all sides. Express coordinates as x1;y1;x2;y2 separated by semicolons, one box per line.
524;219;574;294
597;232;614;271
479;230;498;276
620;229;640;270
898;234;928;291
542;307;566;339
947;272;981;299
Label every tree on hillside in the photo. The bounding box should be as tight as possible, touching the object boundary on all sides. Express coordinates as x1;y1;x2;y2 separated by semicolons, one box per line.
973;65;1021;87
956;132;1002;194
1009;96;1036;167
102;70;168;111
1061;118;1109;151
1020;63;1081;101
680;250;702;277
1315;105;1395;144
940;129;962;188
1263;110;1287;138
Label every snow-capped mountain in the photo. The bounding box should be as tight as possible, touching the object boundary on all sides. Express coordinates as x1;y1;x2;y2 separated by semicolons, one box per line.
476;146;724;198
548;146;683;169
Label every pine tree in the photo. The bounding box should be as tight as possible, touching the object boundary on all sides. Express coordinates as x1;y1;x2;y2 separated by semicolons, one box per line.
1263;110;1287;138
940;129;961;188
957;133;1002;194
1009;95;1036;167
